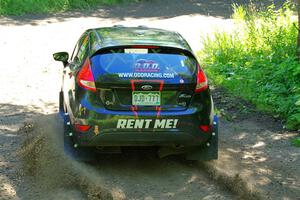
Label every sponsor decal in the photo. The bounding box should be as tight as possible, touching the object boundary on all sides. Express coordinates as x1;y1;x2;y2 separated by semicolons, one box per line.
118;72;174;79
178;102;187;106
116;119;178;129
134;59;159;72
117;60;174;79
94;125;100;135
178;93;192;98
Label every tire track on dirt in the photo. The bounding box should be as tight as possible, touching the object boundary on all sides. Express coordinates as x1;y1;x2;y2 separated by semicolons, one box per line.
18;115;113;200
17;114;236;200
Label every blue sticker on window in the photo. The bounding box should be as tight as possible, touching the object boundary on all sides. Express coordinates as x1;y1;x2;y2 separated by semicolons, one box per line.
134;59;160;72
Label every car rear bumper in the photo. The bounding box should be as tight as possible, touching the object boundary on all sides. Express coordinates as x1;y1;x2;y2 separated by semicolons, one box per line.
68;113;216;147
75;131;208;147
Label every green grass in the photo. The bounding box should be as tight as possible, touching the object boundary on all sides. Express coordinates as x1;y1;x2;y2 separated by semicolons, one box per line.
292;137;300;147
198;2;300;130
0;0;140;16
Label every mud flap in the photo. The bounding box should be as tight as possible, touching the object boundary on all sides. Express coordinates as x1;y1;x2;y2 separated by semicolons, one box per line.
186;115;219;161
63;114;96;162
59;91;64;117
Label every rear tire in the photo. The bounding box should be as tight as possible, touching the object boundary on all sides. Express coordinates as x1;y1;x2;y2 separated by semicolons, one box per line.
186;116;218;161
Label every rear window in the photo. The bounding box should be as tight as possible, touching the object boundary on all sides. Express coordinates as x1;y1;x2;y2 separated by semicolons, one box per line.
90;48;197;82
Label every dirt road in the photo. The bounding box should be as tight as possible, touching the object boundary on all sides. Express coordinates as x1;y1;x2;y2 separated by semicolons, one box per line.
0;1;299;199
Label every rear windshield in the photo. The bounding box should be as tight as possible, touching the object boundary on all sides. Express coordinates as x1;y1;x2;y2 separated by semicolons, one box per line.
90;50;197;82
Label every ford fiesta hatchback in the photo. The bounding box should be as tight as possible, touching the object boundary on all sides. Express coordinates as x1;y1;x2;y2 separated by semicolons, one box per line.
53;26;218;160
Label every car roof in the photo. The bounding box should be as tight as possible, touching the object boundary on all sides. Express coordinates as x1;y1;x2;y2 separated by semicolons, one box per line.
87;26;192;54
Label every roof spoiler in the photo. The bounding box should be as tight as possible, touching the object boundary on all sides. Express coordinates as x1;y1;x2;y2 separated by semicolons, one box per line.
91;45;197;59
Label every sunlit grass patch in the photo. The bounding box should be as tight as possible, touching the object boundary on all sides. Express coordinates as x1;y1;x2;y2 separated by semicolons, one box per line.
0;0;141;16
291;137;300;147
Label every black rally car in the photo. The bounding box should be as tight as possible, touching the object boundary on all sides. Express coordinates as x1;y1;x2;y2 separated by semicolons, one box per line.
53;26;218;160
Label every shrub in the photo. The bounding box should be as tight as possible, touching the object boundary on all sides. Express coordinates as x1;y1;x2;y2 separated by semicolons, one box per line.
199;1;300;130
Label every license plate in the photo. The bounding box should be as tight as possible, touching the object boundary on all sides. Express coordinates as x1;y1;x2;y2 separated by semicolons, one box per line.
132;91;161;106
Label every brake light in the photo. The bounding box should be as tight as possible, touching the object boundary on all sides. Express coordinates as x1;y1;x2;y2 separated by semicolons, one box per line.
195;64;208;93
199;125;211;133
77;59;96;92
74;124;91;132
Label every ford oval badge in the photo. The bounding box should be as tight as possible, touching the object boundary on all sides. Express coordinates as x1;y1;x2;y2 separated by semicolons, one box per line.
141;85;153;90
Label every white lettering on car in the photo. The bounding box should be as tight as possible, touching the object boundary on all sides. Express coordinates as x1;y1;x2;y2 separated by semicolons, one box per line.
117;72;174;79
172;119;178;128
116;119;179;129
144;119;152;129
134;119;144;128
154;119;166;128
126;119;135;128
117;119;127;128
165;119;173;128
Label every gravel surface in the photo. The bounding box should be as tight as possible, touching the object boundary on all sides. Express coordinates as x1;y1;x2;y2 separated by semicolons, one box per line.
0;1;299;199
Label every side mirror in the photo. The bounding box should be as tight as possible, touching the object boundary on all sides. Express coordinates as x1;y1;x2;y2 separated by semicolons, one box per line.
53;52;69;66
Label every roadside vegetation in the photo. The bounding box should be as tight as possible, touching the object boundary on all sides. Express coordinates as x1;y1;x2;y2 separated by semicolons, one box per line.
0;0;140;16
199;2;300;130
292;137;300;146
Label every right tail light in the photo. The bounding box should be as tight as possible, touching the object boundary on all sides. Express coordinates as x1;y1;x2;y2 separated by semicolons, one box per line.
195;64;208;93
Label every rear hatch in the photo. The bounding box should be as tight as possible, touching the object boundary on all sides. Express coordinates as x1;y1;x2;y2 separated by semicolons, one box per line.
90;46;197;111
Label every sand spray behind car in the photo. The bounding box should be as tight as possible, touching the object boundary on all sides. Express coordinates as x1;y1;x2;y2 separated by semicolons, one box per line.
16;114;264;200
17;114;113;200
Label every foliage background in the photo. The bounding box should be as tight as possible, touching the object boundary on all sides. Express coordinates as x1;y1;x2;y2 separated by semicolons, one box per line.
199;2;300;130
0;0;139;16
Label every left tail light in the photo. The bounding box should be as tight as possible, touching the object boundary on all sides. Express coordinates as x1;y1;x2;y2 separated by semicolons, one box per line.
74;124;91;132
199;125;211;133
77;58;96;92
195;64;208;93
